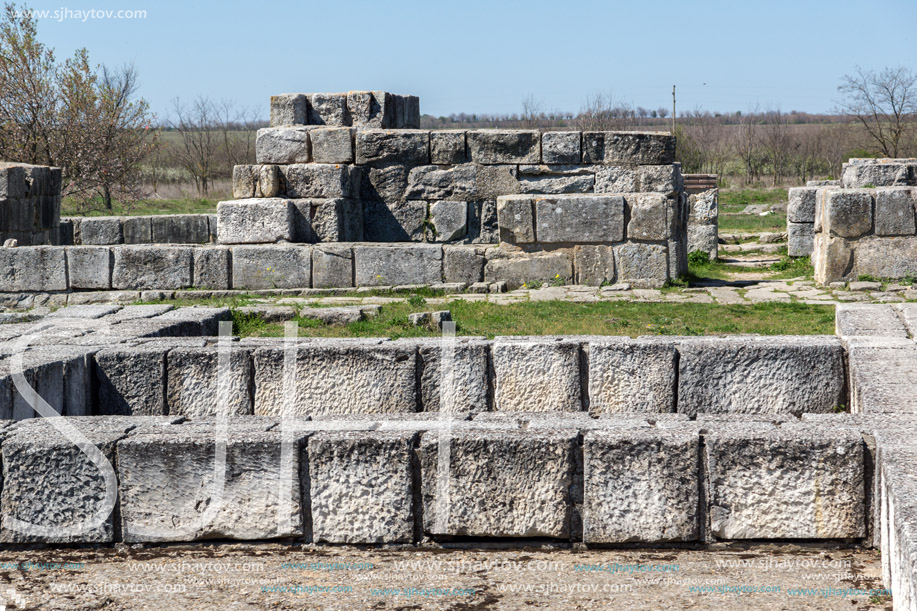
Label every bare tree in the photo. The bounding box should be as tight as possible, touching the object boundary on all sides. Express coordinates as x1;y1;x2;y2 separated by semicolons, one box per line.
837;66;917;157
761;109;793;186
520;94;543;129
170;96;219;195
735;106;763;184
575;92;636;131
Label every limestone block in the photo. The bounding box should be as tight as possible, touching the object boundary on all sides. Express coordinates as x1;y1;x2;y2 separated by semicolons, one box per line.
347;91;394;128
705;425;865;539
854;236;917;280
122;216;152;244
496;195;535;244
573;245;615;286
535;195;625;243
430;130;466;164
117;428;306;542
362;199;427;242
583;429;699;542
232;165;280;199
676;336;846;417
192;247;231;290
594;165;637;193
412;338;490;413
309;431;415;543
79;217;122;245
824;189;874;238
688;224;719;259
155;307;231;336
626;193;672;241
354;244;442;286
517;165;594;194
428;200;467;242
787;187;818;223
492;339;581;412
312;244;354;288
150;215;210;245
842;161;911;188
835;304;908;338
67;246;111;289
542;131;581;164
111;246;192;290
688;189;718;224
812;233;854;284
396;94;421;128
166;346;252;418
469;199;498;244
310;127;354;164
0;247;66;292
356;130;429;165
280;164;360;199
466;130;540;164
270;93;307;126
230;245;311;289
874;188;917;236
614;243;669;288
444;245;485;284
361;162;408;204
94;345;167;415
583;132;676;164
292;198;363;243
588;338;676;414
638;164;684;194
420;430;578;538
255;127;312;164
786;222;814;257
252;342;417;417
308;92;350;126
483;249;573;289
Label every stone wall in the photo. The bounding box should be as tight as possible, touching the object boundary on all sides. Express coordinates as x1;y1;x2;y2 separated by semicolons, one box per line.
0;163;62;246
61;215;216;245
687;189;718;259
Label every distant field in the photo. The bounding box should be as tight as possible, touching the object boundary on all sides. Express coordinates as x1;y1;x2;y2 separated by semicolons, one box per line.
718;188;788;233
62;197;221;217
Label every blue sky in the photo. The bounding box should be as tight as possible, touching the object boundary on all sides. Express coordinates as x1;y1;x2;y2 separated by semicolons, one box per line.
19;0;917;120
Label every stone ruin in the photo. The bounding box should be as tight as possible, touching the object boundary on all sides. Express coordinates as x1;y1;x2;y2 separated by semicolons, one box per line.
0;162;62;246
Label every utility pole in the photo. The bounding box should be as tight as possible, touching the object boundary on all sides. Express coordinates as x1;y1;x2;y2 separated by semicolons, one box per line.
672;85;676;134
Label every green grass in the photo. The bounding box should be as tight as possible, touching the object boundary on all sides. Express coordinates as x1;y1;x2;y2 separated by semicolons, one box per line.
718;213;787;233
62;197;220;217
686;253;812;282
718;188;788;213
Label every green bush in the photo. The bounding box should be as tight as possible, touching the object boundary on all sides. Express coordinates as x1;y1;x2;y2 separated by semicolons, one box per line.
688;250;711;266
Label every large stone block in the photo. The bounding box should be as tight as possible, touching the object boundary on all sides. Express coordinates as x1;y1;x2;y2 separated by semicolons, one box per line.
812;233;854;284
542;131;581;164
420;430;578;538
469;199;498;244
614;242;669;288
111;246;193;290
94;345;167;415
573;245;615;285
270;93;307;126
483;249;572;289
688;224;719;259
466;130;540;164
428;200;467;242
67;246;111;289
588;339;676;414
638;164;683;194
584;429;699;542
255;127;311;164
231;245;311;289
496;195;535;244
854;236;917;280
155;306;230;336
362;199;427;242
705;425;865;539
312;244;353;288
874;187;917;236
413;338;490;413
308;92;350;126
292;198;363;243
79;217;122;245
583;131;676;164
167;346;253;418
594;165;637;193
117;427;306;542
149;215;210;244
192;247;231;290
676;336;846;417
430;130;466;164
346;91;394;128
232;164;280;199
787;187;818;223
354;244;442;286
280;164;359;199
824;189;873;238
626;193;673;241
842;160;912;188
252;342;417;417
218;199;293;245
309;127;354;164
0;246;67;292
517;164;594;194
395;94;421;129
443;245;485;284
786;222;814;257
836;303;908;338
492;339;581;412
309;432;415;544
355;130;430;165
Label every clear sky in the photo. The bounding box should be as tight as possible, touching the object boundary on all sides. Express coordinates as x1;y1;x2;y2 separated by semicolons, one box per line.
18;0;917;121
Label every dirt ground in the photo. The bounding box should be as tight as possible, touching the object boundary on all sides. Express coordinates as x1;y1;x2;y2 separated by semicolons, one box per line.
0;541;890;610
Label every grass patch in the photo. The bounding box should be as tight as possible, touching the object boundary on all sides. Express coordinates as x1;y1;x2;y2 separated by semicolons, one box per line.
718;213;787;233
62;197;220;217
719;188;788;213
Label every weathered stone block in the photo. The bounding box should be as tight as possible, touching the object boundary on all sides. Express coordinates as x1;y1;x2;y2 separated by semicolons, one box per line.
705;425;865;538
614;243;669;288
588;339;676;414
362;199;427;242
430;130;466;164
255;127;312;164
192;247;231;290
347;91;394;128
842;161;912;188
396;95;421;128
313;198;363;242
308;93;349;126
443;245;484;284
466;130;540;164
155;307;230;336
824;189;874;238
111;246;192;290
428;200;467;242
875;188;916;236
312;244;353;288
573;245;615;285
420;430;577;538
492;339;581;412
677;336;846;417
354;244;442;286
309;432;415;544
95;345;166;415
639;164;683;194
594;165;637;193
270;93;307;126
231;245;311;289
854;236;917;280
150;215;210;244
280;164;359;199
496;195;535;244
79;217;122;245
117;428;305;542
517;164;594;194
122;216;152;244
253;342;417;416
788;187;818;223
0;246;67;291
483;249;572;289
309;127;354;164
542;131;581;164
411;337;490;413
584;429;699;542
536;195;625;243
67;246;111;289
583;132;676;164
787;222;814;257
627;193;672;241
232;165;280;199
167;346;253;418
355;130;430;165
